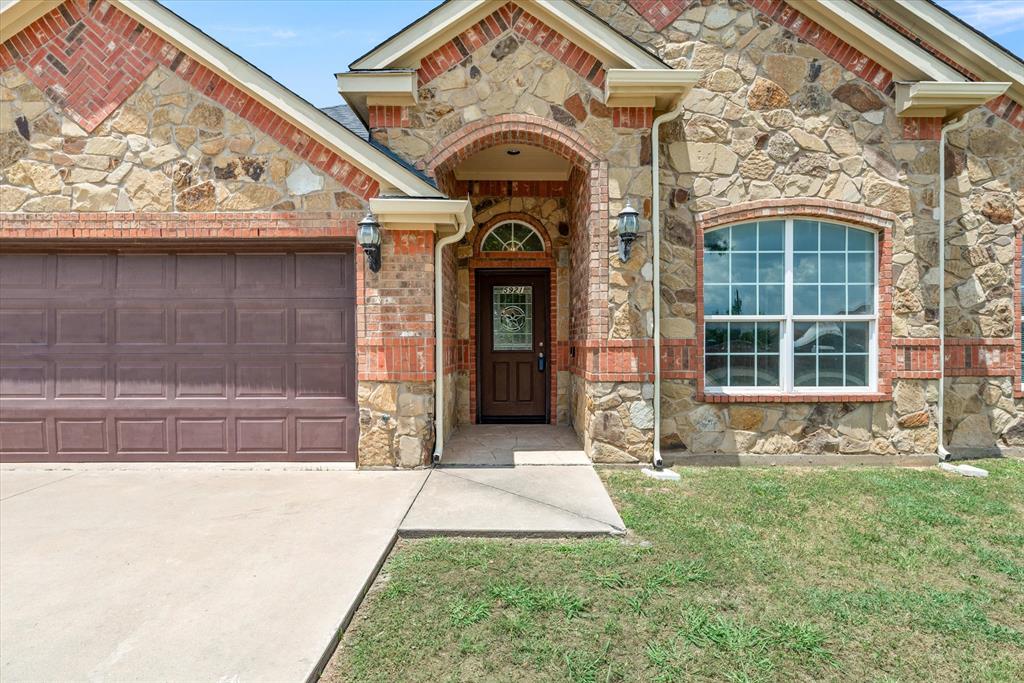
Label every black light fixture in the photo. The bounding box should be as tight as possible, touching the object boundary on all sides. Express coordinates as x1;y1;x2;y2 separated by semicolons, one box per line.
357;211;382;273
616;201;639;262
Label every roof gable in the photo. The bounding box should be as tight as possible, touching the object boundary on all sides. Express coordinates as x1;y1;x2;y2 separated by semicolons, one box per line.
0;0;439;197
349;0;668;74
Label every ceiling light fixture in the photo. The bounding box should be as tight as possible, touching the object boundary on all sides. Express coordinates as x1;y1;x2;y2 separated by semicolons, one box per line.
506;148;521;156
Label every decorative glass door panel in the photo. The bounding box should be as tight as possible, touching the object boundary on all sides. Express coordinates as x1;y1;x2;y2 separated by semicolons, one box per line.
492;285;533;351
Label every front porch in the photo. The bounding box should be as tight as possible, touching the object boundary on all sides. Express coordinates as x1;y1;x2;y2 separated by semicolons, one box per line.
439;425;589;466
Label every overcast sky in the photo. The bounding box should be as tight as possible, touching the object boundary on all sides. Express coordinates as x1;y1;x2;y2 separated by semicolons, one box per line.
160;0;1024;108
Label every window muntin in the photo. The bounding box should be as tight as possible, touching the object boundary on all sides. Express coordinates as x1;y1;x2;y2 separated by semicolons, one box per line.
703;218;877;392
481;221;544;252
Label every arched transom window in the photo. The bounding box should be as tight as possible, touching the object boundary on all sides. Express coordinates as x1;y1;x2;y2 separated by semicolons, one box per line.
481;221;544;253
703;218;878;392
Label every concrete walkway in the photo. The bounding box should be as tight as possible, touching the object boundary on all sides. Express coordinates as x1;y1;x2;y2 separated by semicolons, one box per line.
0;469;427;683
402;425;625;536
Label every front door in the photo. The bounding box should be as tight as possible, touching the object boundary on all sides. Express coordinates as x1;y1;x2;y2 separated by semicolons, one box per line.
477;270;549;422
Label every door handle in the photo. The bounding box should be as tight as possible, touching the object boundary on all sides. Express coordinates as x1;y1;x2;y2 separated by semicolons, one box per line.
537;352;545;372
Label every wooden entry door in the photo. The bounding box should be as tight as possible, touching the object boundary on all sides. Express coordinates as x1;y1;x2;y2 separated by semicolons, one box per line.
477;270;549;422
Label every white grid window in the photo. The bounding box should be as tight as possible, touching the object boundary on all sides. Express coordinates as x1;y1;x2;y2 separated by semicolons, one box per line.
703;218;878;394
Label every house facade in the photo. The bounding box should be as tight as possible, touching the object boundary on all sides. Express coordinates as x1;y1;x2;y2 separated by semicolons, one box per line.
0;0;1022;466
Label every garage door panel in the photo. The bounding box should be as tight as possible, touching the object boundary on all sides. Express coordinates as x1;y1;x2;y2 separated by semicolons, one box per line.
56;254;107;289
1;363;47;399
116;254;168;289
0;309;47;345
55;362;106;399
175;307;229;345
1;250;356;462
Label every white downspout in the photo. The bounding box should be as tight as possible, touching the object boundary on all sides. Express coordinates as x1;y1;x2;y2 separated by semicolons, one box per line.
432;217;469;464
936;114;968;460
650;99;686;469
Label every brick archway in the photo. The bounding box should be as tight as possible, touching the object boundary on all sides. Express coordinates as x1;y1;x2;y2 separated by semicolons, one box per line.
424;114;601;177
425;114;609;341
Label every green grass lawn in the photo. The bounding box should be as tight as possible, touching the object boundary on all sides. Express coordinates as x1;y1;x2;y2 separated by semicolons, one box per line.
322;460;1024;682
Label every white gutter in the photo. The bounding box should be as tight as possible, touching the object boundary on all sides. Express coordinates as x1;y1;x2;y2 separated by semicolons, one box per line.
650;99;686;469
936;114;969;460
432;219;470;464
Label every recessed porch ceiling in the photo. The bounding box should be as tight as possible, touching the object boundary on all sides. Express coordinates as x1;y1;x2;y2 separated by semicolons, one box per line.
453;144;571;181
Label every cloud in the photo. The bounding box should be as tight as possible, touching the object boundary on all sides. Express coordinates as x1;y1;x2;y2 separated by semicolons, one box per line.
936;0;1024;37
209;24;301;46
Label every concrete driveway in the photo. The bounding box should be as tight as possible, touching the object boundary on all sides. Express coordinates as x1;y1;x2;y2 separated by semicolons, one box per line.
0;468;427;683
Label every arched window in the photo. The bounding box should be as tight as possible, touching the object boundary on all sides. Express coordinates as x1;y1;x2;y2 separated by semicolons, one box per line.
480;221;544;253
703;218;877;392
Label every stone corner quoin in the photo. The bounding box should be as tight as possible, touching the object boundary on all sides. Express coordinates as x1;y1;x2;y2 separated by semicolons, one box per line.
1;0;1023;466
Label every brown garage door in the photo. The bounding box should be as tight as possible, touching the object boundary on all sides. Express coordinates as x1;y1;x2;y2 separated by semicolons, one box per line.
0;249;357;462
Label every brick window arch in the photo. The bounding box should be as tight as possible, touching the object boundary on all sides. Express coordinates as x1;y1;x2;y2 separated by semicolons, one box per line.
696;200;896;403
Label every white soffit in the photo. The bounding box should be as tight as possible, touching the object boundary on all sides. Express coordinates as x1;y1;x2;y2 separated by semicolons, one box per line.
349;0;667;72
454;144;571;181
798;0;964;82
369;198;473;234
895;81;1010;119
870;0;1024;105
605;69;703;109
109;0;440;197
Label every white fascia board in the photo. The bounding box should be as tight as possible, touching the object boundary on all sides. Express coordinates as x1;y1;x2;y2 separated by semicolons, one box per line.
885;0;1024;98
369;198;474;233
115;0;439;197
0;0;61;43
804;0;964;82
351;0;487;70
896;81;1010;119
605;69;703;108
350;0;666;72
531;0;666;70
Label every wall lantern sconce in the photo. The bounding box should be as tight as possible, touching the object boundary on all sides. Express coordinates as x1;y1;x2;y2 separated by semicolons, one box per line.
616;201;639;262
357;211;382;273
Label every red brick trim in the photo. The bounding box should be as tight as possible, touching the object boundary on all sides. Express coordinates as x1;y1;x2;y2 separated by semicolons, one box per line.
472;212;553;256
416;2;606;88
424;114;601;173
748;0;894;96
1;0;380;199
661;338;700;379
893;338;942;379
626;0;692;31
901;117;943;140
368;105;409;129
570;339;654;383
944;338;1018;377
450;180;567;197
0;211;357;239
694;201;894;403
612;107;654;128
696;198;898;233
358;338;435;381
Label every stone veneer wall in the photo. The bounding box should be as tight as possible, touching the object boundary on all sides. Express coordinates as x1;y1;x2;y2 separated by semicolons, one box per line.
581;0;1024;459
1;67;361;213
942;111;1024;454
